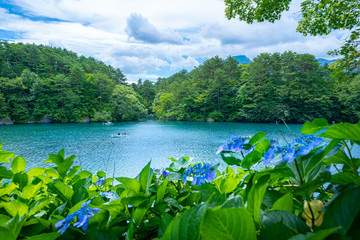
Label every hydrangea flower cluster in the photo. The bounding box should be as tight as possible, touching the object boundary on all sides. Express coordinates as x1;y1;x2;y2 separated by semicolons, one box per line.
264;135;324;166
96;178;105;186
55;200;100;234
99;191;114;199
183;163;216;186
216;135;252;154
162;170;170;178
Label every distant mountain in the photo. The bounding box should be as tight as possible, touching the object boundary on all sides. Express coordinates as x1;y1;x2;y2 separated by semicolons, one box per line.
317;58;336;65
232;55;251;64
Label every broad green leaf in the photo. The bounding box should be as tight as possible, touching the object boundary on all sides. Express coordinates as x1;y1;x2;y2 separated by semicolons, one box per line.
121;193;149;207
255;139;271;154
293;172;331;196
28;167;45;179
288;227;339;240
164;197;183;210
319;122;360;141
97;170;106;179
201;208;256;240
323;150;353;169
0;227;15;240
0;201;28;217
246;174;269;225
45;168;59;178
241;151;262;169
263;210;309;234
220;151;241;166
169;157;191;170
322;185;360;234
300;118;329;135
116;177;141;193
25;232;61;240
260;222;295;240
221;195;244;208
11;156;26;173
53;181;74;201
0;183;17;197
22;182;42;199
125;215;134;240
28;198;51;217
137;161;153;193
331;172;360;185
0;166;13;179
162;204;207;240
249;132;267;146
133;207;149;226
0;214;11;225
0;151;15;163
88;210;110;231
71;186;89;205
156;177;168;204
12;172;28;189
273;193;293;213
219;176;241;194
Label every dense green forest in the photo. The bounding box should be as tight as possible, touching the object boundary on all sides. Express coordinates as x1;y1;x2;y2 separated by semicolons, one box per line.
0;41;359;124
134;53;359;123
0;41;147;123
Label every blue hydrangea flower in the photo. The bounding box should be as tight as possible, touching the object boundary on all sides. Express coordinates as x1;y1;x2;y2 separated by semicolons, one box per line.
96;178;105;186
55;200;100;234
183;163;216;186
263;147;275;166
162;170;170;178
99;191;114;199
216;136;251;154
283;148;296;162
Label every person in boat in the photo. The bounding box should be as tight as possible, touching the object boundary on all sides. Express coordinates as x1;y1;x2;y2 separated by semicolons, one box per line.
118;132;121;135
122;131;126;135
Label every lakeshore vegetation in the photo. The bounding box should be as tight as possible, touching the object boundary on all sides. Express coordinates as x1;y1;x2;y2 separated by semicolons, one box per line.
0;42;359;124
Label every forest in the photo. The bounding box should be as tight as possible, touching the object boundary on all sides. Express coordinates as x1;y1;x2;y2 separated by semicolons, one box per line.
1;41;359;124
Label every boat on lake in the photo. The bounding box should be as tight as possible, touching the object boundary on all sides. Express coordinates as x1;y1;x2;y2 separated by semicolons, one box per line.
111;134;127;138
103;122;113;125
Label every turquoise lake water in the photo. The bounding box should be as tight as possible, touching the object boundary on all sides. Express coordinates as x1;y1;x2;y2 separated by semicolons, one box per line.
0;121;306;177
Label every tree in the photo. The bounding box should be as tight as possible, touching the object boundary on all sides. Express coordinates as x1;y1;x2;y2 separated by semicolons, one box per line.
224;0;360;80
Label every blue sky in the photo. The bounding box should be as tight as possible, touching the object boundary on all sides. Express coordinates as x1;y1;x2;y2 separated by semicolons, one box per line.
0;0;345;82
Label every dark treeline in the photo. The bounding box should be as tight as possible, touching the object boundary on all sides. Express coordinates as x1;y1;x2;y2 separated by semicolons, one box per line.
1;42;359;124
133;52;359;123
0;41;147;123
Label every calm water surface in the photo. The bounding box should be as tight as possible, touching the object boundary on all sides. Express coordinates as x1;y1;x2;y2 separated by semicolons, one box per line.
0;120;328;177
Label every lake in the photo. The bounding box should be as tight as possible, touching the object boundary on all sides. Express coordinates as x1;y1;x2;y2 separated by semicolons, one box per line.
0;120;346;177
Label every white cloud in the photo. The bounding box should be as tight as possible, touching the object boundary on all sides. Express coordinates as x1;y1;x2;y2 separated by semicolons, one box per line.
0;0;347;82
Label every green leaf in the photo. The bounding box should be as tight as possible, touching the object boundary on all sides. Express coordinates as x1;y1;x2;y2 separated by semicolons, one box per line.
246;174;269;226
27;167;45;179
220;151;241;166
0;166;13;179
219;176;241;194
121;193;149;207
156;177;168;204
28;198;51;217
44;168;59;178
288;227;339;240
137;161;153;193
25;232;61;240
0;201;28;217
263;210;309;234
249;132;267;146
162;204;207;240
22;182;42;200
221;195;244;208
331;172;360;185
115;177;141;193
322;185;360;234
11;156;26;173
0;227;15;240
319;122;360;141
273;193;293;213
241;151;262;169
201;208;256;240
260;222;295;240
0;151;15;163
255;139;271;154
88;210;110;231
0;183;17;197
97;170;106;179
12;172;29;189
323;150;354;169
300;118;329;135
53;180;74;201
72;186;89;205
125;215;134;240
164;197;183;210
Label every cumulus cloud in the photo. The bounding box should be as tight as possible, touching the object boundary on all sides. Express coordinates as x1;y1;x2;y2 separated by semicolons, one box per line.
0;0;347;82
125;13;183;44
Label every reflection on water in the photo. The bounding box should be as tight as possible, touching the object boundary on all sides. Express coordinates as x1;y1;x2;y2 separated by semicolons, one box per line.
1;120;356;178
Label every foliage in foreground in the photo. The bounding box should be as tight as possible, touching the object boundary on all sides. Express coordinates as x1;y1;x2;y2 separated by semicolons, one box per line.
0;118;359;239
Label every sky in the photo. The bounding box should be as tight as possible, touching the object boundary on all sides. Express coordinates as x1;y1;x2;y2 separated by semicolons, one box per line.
0;0;346;82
